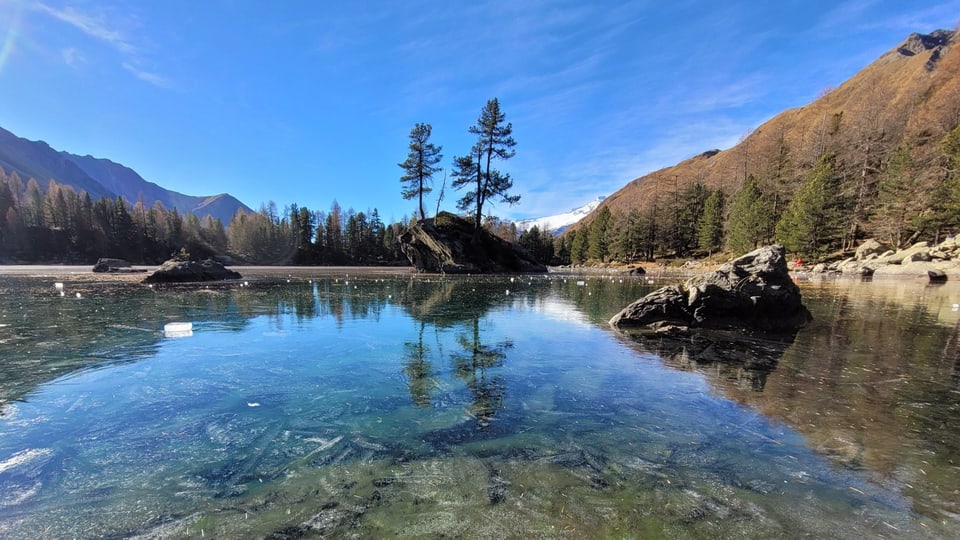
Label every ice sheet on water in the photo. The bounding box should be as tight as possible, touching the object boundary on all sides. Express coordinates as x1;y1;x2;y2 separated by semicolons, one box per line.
0;448;52;474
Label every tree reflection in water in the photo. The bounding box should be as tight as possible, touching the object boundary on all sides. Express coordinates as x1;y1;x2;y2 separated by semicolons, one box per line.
397;277;517;425
451;316;511;427
402;320;434;407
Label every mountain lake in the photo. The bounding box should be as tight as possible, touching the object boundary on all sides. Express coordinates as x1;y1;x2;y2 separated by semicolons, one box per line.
0;267;958;539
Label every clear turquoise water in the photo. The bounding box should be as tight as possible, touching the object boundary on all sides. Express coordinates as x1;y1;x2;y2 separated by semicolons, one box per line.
0;272;957;538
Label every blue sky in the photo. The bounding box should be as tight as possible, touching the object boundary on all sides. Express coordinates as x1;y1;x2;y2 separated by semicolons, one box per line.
0;1;958;223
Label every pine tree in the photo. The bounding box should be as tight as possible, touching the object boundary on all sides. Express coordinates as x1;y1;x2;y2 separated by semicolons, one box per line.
775;154;843;257
518;225;554;264
451;98;519;232
922;125;960;240
570;227;588;264
587;206;612;261
697;189;726;254
667;182;709;256
610;208;650;262
726;176;770;254
399;123;443;221
874;146;914;248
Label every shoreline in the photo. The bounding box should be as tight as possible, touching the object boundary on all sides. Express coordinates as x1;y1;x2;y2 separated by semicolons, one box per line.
1;262;957;287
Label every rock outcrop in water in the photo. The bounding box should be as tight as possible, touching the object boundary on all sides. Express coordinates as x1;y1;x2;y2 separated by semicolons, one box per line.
143;258;241;284
92;258;137;273
399;212;546;274
610;245;812;333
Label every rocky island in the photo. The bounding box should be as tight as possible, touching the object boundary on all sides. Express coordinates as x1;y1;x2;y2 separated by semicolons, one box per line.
399;212;546;274
143;258;242;284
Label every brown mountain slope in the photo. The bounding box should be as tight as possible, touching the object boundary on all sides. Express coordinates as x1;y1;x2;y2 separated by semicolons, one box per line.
577;29;960;244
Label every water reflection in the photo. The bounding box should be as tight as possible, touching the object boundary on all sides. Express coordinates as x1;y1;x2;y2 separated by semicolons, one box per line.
1;271;958;537
451;316;511;427
402;320;433;407
619;329;799;391
641;278;960;524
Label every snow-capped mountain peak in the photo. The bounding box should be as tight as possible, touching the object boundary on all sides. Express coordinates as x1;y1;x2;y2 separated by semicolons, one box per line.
514;196;605;236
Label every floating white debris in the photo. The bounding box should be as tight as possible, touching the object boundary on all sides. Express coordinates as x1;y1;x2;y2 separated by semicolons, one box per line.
54;282;64;291
510;277;515;283
244;281;249;286
247;402;261;407
953;303;959;311
164;322;193;338
505;289;510;295
75;292;82;299
59;291;65;297
165;322;192;332
576;280;585;286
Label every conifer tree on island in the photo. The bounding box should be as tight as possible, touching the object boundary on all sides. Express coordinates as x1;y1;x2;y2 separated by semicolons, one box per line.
452;98;520;233
399;123;443;221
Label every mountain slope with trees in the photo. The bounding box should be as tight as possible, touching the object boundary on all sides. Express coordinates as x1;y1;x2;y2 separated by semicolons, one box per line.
0;126;251;225
564;29;960;264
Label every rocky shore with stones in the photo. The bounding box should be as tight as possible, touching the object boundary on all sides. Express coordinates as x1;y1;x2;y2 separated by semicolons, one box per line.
811;237;960;280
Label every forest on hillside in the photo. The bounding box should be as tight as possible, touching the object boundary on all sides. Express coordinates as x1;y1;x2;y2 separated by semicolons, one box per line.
0;119;957;267
0;169;413;265
1;97;958;268
562;31;960;265
557;121;960;266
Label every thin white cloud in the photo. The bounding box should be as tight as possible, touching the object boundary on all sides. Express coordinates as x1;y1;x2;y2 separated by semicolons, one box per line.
122;62;172;89
815;0;960;35
36;3;136;54
61;47;84;67
35;2;172;88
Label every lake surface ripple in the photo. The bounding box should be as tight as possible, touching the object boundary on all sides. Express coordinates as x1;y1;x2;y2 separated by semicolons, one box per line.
0;270;958;538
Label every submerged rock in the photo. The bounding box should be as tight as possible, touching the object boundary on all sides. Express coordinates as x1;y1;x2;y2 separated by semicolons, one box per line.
399;212;546;274
610;245;812;333
143;258;241;284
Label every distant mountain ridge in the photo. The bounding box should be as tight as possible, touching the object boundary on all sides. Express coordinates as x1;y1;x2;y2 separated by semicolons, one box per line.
0;126;252;224
573;29;960;243
514;196;605;235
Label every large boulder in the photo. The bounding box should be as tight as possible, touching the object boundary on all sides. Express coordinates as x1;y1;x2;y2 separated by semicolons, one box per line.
855;239;888;261
399;212;546;274
144;259;241;284
610;245;812;333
